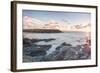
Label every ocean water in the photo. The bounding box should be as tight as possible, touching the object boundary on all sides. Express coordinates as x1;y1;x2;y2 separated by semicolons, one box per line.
23;32;90;55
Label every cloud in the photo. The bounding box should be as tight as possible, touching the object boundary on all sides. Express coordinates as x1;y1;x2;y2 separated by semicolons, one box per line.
23;16;44;29
23;16;68;30
23;16;91;32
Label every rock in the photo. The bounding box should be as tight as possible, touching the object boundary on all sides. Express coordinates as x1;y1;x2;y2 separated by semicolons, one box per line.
43;50;60;61
31;38;55;43
23;38;32;46
79;53;89;59
23;54;44;62
31;39;42;43
74;44;91;59
43;38;55;42
61;42;72;46
29;51;46;56
23;55;34;62
23;44;52;57
24;38;55;45
83;44;91;54
32;56;44;62
43;42;74;61
57;46;79;60
23;41;91;62
56;42;72;50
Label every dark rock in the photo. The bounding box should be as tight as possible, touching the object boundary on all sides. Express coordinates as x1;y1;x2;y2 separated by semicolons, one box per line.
23;38;32;46
43;38;55;42
31;39;42;43
57;46;79;60
29;50;46;56
32;56;44;61
83;44;91;54
43;50;60;61
56;42;72;50
23;38;55;46
61;42;72;46
23;40;91;62
43;42;90;61
63;50;77;60
42;42;74;61
23;55;44;62
31;38;55;43
23;44;52;57
23;54;34;62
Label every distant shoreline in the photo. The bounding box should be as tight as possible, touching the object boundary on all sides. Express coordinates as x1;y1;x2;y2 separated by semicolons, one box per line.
23;29;62;33
23;29;90;33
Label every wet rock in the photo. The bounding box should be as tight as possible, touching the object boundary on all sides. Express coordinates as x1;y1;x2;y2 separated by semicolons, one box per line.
43;38;55;42
23;55;34;62
74;44;91;59
43;42;76;61
43;42;91;61
43;50;60;61
23;41;91;62
31;38;55;43
29;50;46;56
23;55;44;62
83;44;91;54
23;38;55;46
62;42;72;46
32;56;44;62
23;38;32;46
57;46;79;60
23;44;52;57
56;42;72;50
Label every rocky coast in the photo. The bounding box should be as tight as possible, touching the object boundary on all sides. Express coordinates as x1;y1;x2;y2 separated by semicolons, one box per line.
23;38;91;62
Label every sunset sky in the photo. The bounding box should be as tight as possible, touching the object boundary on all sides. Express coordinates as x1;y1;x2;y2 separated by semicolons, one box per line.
23;10;91;26
23;10;91;32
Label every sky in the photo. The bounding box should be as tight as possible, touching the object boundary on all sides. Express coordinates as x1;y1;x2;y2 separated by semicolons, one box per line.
22;10;91;26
